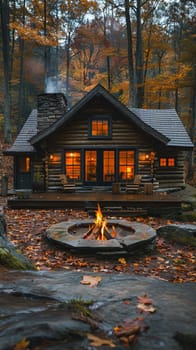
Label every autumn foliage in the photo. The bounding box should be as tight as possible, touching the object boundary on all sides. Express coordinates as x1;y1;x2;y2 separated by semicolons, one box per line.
3;208;195;283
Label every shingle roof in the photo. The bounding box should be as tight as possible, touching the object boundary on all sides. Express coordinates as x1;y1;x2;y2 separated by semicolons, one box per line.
5;85;193;154
130;108;193;148
4;109;37;154
30;85;169;145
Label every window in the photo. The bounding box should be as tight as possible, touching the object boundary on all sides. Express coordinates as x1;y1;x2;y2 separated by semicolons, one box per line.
159;157;175;167
65;151;81;180
89;117;111;138
85;150;97;182
18;157;30;173
119;150;135;181
103;151;115;182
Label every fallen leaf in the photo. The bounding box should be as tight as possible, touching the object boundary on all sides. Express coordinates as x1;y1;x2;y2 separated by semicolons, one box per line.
137;294;156;313
137;294;153;305
114;317;146;338
87;333;116;347
128;334;137;343
137;303;156;313
13;338;30;350
114;324;140;337
118;257;127;265
80;275;102;287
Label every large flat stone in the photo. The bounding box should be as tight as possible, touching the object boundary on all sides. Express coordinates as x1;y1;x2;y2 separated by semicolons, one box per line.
0;270;195;350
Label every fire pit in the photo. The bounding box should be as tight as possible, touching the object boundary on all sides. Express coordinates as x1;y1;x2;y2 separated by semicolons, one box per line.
46;205;156;254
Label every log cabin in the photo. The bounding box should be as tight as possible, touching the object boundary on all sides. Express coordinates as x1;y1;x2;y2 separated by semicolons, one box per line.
4;84;193;193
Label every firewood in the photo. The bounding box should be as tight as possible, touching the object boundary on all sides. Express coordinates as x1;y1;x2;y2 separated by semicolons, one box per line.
83;225;94;239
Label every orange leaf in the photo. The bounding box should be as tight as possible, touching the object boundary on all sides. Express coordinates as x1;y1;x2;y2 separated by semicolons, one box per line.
137;294;156;313
87;333;116;347
137;294;153;305
80;275;102;287
13;338;30;350
137;303;156;313
118;258;127;265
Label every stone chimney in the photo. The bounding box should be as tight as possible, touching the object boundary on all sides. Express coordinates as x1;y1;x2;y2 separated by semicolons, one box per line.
37;93;67;132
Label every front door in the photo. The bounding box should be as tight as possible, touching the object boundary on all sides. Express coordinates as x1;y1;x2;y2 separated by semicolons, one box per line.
15;156;32;189
85;150;115;185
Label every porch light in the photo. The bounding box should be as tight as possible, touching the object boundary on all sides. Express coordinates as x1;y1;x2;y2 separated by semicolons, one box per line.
49;154;54;161
145;152;156;161
145;154;150;160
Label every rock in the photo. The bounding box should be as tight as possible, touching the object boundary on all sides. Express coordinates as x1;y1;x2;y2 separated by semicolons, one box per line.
0;212;36;270
174;332;196;350
0;271;195;350
156;224;196;246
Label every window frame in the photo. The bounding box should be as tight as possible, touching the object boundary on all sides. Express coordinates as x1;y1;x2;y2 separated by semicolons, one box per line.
118;149;135;181
88;115;112;139
159;157;176;167
64;150;81;182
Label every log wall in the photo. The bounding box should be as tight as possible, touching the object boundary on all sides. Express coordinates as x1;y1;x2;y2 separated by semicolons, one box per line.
34;100;185;191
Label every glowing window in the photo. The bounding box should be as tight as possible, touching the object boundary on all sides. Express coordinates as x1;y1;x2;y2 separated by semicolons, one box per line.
159;157;175;167
160;158;167;166
119;150;134;180
85;150;97;182
18;157;30;173
103;151;115;182
89;117;111;138
168;158;175;166
65;151;81;180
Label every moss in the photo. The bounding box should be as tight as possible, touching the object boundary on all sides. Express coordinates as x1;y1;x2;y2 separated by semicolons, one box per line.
165;233;196;247
0;247;36;270
68;298;94;318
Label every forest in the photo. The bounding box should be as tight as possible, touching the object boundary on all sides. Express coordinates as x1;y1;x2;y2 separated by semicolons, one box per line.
0;0;196;149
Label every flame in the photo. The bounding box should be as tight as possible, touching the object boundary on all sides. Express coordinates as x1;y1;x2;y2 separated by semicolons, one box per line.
83;204;117;240
95;203;107;225
95;204;116;240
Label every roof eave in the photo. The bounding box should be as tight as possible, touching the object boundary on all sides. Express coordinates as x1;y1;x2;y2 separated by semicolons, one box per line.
31;85;170;145
3;149;36;156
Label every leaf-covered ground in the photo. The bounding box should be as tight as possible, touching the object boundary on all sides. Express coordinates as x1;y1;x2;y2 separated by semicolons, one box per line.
4;208;196;283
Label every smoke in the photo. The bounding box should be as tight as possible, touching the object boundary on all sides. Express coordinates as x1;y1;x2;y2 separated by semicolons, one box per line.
45;77;61;93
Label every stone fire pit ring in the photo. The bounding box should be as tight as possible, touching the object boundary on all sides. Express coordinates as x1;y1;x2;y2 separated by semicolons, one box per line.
46;219;156;254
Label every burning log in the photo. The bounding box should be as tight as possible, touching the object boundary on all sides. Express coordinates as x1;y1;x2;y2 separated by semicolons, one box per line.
83;204;117;241
83;225;95;240
83;224;113;240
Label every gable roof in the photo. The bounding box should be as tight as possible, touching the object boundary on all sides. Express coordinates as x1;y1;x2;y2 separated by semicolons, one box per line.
130;108;193;148
4;109;37;155
5;85;193;154
30;84;169;145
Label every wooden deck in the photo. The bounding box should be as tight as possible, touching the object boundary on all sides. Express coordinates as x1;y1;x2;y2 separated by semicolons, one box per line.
7;190;184;216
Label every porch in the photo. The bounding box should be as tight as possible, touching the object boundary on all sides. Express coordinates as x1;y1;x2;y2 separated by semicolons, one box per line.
7;188;186;216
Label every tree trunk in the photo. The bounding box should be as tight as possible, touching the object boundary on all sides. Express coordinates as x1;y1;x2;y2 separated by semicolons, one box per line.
124;0;136;107
187;64;196;179
0;0;11;143
135;0;144;108
65;31;71;107
18;0;26;132
103;13;111;91
43;0;50;91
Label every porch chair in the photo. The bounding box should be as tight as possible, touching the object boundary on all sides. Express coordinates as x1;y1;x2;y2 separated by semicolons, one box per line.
126;174;142;193
59;174;76;192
